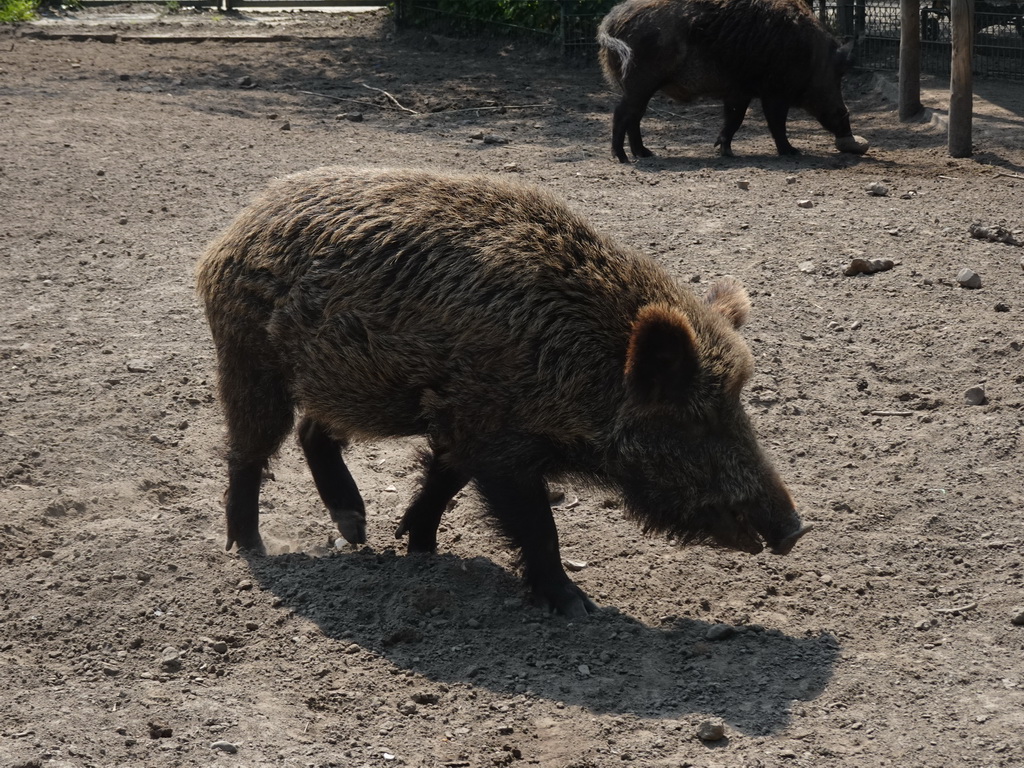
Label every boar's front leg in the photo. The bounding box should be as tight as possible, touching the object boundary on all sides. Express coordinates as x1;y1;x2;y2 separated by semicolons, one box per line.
714;96;751;157
395;448;471;553
761;96;800;155
297;416;367;546
475;470;598;619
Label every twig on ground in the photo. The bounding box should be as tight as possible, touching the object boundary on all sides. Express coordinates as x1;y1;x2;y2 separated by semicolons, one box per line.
994;171;1024;180
439;103;552;114
869;410;915;417
296;90;379;109
361;83;420;115
929;602;978;614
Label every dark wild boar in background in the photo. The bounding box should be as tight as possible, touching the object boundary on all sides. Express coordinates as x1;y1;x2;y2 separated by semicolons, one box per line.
197;167;810;618
598;0;870;162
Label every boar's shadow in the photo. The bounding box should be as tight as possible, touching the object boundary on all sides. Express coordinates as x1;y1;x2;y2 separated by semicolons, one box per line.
241;547;837;735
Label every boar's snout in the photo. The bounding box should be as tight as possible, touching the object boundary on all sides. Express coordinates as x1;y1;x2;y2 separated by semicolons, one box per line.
768;523;813;555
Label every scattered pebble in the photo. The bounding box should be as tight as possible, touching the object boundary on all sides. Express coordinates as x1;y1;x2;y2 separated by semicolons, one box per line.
736;179;750;190
237;75;256;88
118;216;128;225
280;121;291;131
397;701;418;715
798;261;816;274
705;623;735;641
969;222;1023;246
126;359;153;373
336;112;364;122
211;640;228;654
697;719;726;741
995;303;1010;312
411;691;440;705
956;268;982;289
563;559;587;572
577;664;591;676
786;175;797;184
148;720;173;739
866;182;889;196
159;647;181;673
1011;611;1024;626
844;258;894;276
964;386;987;406
482;133;510;145
211;740;238;753
796;199;814;209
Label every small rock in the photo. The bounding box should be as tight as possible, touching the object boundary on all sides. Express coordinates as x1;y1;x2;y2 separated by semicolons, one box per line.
798;261;816;274
336;112;364;122
964;386;987;406
844;258;894;277
995;303;1010;312
563;559;587;572
697;719;726;741
211;740;238;753
969;222;1023;246
159;647;181;673
466;618;481;629
148;720;173;739
736;179;750;190
211;640;229;654
411;691;440;705
126;359;153;373
957;268;982;289
237;75;256;88
119;73;130;81
796;199;814;209
118;216;128;225
866;181;888;196
397;701;418;715
1011;611;1024;626
706;623;735;641
578;664;591;676
482;134;509;145
140;86;153;94
280;121;291;131
786;175;797;184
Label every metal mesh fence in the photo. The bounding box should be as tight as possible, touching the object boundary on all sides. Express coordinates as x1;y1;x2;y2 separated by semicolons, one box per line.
394;0;1024;79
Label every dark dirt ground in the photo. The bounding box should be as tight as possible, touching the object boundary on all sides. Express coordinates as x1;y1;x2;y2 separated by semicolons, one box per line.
2;6;1024;768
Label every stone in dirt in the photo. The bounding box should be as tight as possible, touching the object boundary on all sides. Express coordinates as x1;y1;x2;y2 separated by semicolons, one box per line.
964;386;987;406
969;223;1023;247
956;268;982;289
844;258;894;276
866;181;888;196
697;719;726;741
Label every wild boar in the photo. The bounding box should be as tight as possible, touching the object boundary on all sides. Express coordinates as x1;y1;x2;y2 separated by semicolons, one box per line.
196;167;810;618
598;0;870;162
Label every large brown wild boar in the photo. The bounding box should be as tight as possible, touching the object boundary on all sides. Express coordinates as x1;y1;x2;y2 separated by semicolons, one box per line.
598;0;870;162
196;167;810;618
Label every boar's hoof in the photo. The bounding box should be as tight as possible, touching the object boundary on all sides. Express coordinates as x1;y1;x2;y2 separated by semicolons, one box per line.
835;134;869;154
769;524;813;556
226;534;266;556
332;508;368;546
537;582;599;619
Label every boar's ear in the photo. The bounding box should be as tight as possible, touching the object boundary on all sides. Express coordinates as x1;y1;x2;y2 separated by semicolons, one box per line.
835;39;856;75
625;305;699;404
704;276;750;328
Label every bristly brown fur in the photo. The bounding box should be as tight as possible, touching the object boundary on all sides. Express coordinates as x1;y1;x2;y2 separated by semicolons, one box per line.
197;167;804;614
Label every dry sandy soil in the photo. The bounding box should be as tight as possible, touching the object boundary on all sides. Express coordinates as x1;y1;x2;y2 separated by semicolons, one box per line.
2;6;1024;768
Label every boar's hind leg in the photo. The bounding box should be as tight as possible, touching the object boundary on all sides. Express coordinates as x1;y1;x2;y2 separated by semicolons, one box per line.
297;416;367;546
394;449;471;553
761;97;799;155
221;356;295;554
715;97;751;157
612;90;656;163
475;471;598;619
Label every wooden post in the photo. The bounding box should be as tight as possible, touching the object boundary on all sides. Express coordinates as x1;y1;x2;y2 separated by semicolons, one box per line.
899;0;923;119
948;0;974;157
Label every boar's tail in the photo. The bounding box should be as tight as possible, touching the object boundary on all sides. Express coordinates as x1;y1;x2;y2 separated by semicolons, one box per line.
597;28;634;86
